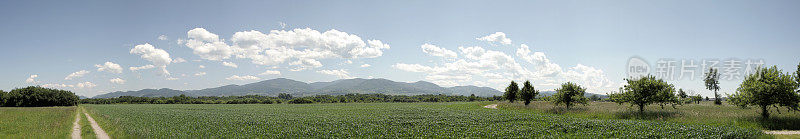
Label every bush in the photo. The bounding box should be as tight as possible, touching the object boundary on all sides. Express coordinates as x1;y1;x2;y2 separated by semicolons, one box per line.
2;86;79;107
288;98;314;104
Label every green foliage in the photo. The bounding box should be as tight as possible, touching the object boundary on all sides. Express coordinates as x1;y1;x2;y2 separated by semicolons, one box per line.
519;80;538;105
288;98;314;104
796;62;800;84
728;66;800;118
82;103;762;138
690;94;703;104
677;89;687;99
0;90;6;106
278;93;293;100
552;82;588;109
588;94;601;101
705;68;722;105
609;75;678;112
2;86;78;107
504;81;518;103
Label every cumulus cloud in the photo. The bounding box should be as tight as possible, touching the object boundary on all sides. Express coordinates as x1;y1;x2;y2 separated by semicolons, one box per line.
173;57;187;63
421;43;457;58
477;32;511;45
194;72;206;76
198;65;205;69
26;74;40;83
130;43;172;75
109;78;125;84
65;70;90;80
95;61;123;74
182;27;389;71
42;83;73;88
360;64;371;68
226;75;260;81
222;61;238;68
166;77;179;80
394;34;619;93
75;82;97;89
258;70;281;75
185;28;234;61
317;69;352;79
129;65;155;71
158;35;168;40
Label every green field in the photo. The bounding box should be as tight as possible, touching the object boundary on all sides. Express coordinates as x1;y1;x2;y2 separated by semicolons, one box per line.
501;101;800;130
83;102;763;138
0;107;77;138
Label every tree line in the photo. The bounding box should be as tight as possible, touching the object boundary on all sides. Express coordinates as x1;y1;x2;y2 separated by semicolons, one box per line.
80;93;502;104
503;62;800;118
0;86;79;107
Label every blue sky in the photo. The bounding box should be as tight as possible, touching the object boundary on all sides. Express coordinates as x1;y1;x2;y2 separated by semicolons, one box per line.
1;0;799;97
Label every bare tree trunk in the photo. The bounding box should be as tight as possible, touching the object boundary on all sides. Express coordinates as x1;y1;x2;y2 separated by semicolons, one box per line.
761;105;770;118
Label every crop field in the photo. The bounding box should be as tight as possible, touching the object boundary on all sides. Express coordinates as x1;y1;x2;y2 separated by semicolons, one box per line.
83;102;763;138
0;107;76;138
501;101;800;130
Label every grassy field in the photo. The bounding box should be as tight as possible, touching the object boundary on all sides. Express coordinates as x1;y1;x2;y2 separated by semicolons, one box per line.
500;101;800;130
83;102;762;138
0;106;77;138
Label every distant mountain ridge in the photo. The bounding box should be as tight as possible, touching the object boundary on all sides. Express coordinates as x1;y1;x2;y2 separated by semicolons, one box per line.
93;78;504;98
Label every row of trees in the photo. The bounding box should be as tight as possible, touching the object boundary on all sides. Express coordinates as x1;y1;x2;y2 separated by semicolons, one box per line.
504;80;589;109
80;93;501;104
504;62;800;118
0;86;79;107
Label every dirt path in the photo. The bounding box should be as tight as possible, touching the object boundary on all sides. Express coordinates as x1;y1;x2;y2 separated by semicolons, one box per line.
484;104;498;109
83;110;110;139
71;112;81;139
764;130;800;135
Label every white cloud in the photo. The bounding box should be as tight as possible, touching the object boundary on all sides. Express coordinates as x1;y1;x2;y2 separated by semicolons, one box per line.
477;32;512;45
109;78;125;84
421;43;457;58
65;70;90;80
130;43;172;75
317;69;352;79
180;28;389;71
95;61;123;74
173;57;187;63
226;75;261;81
393;34;620;93
289;59;322;71
166;77;179;80
258;70;281;75
185;28;234;61
344;60;353;64
222;61;238;68
42;83;73;88
198;65;206;69
129;65;155;71
158;35;168;40
194;72;206;76
26;74;39;83
75;82;97;89
360;64;371;68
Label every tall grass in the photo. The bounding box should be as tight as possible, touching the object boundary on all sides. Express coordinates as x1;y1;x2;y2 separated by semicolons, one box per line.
501;101;800;130
0;106;76;138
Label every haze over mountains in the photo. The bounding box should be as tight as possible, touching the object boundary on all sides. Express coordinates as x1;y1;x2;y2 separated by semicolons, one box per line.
93;78;503;98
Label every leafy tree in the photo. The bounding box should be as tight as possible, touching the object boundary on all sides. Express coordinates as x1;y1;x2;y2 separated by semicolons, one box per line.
728;66;800;118
288;98;314;104
0;90;6;106
796;62;800;84
469;94;477;101
278;93;293;100
704;68;722;105
589;94;601;101
3;86;78;107
504;81;519;103
552;82;588;109
691;94;703;104
609;75;678;112
677;89;688;99
520;81;538;105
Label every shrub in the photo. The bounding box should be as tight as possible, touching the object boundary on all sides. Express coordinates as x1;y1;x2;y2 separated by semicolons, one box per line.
288;98;314;104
